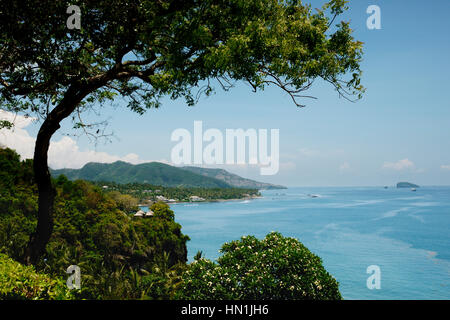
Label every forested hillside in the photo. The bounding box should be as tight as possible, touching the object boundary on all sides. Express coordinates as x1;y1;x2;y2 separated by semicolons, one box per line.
0;147;189;299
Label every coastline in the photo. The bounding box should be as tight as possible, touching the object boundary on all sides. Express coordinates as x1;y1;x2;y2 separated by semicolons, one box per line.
138;194;264;207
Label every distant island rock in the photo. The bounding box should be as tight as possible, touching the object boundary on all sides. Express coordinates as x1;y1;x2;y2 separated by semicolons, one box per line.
396;182;420;188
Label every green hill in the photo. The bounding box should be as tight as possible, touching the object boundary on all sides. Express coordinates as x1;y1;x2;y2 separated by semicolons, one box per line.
51;161;286;189
51;161;231;188
182;166;286;190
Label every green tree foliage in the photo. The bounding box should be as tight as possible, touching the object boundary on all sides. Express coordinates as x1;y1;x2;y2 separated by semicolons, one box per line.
0;0;364;114
151;202;175;221
0;148;189;299
178;232;342;300
94;181;260;203
0;253;74;300
107;190;139;214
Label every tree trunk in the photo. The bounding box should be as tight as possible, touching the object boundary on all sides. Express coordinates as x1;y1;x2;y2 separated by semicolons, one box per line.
22;70;121;265
23;121;59;265
23;84;94;265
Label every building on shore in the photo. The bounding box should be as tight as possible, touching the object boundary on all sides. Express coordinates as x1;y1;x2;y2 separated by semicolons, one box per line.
189;195;205;202
156;195;168;202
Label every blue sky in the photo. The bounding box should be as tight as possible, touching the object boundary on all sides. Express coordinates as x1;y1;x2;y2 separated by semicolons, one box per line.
4;0;450;187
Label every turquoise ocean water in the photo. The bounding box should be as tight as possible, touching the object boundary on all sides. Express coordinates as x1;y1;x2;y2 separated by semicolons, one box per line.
143;186;450;299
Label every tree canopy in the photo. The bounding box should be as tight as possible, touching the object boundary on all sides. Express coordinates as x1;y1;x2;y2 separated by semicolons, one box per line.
0;0;364;264
1;0;363;119
178;232;342;300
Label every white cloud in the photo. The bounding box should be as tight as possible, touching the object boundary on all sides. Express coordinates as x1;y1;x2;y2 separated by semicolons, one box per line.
382;159;415;171
0;111;36;160
441;165;450;171
0;110;167;169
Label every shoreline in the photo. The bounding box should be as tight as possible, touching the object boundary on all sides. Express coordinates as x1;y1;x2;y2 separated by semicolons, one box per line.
138;195;263;207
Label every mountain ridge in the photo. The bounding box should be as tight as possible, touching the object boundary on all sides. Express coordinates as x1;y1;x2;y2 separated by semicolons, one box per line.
182;166;286;190
51;161;286;189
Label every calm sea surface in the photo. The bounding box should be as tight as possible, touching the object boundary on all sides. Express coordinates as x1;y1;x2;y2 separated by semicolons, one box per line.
143;186;450;299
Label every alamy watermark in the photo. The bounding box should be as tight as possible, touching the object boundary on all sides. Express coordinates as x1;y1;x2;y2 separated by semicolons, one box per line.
171;121;279;175
366;265;381;290
66;265;81;290
66;4;382;31
66;5;81;30
367;5;381;30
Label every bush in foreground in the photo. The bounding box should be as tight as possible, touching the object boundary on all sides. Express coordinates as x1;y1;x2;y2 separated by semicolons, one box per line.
178;232;342;300
0;253;74;300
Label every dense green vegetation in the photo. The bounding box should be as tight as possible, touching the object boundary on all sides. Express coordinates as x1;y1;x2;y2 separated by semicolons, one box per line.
0;253;74;300
91;181;260;205
178;233;342;300
0;147;189;299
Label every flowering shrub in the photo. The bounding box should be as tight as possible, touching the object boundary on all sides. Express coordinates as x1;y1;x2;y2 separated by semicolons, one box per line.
178;232;342;300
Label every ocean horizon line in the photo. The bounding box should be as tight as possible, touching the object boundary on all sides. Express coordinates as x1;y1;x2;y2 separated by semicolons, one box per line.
273;185;450;188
